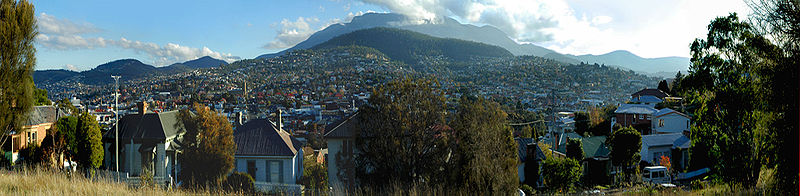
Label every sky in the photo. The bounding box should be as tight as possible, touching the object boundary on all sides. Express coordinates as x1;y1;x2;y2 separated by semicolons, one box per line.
32;0;751;71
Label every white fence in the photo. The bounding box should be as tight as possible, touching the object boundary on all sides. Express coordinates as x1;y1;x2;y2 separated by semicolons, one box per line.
254;182;304;195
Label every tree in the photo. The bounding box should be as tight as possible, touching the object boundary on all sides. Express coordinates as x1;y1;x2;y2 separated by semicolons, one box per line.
607;126;641;173
353;77;449;188
0;0;37;155
657;80;670;95
566;138;584;161
300;157;328;195
573;112;590;136
76;113;103;171
178;103;236;188
541;157;582;193
521;125;533;138
659;155;671;171
449;96;519;193
33;87;50;106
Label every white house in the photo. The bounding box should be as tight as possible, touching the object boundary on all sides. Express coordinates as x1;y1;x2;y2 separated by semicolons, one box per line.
651;108;690;134
324;113;360;191
103;102;184;186
640;133;691;165
233;118;304;194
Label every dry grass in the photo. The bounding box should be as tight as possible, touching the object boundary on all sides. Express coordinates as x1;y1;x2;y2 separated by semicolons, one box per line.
0;167;227;195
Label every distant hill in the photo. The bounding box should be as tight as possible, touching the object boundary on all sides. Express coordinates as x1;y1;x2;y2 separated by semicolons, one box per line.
257;12;689;76
311;27;513;64
33;56;227;85
168;56;228;69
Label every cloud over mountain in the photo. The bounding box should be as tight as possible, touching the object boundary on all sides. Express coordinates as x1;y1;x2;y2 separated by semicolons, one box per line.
35;13;240;66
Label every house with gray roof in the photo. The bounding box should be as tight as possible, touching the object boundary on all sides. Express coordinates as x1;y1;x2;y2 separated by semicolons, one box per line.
233;118;304;194
640;133;691;170
651;108;690;134
102;102;184;185
612;104;658;134
324;112;360;191
6;105;68;163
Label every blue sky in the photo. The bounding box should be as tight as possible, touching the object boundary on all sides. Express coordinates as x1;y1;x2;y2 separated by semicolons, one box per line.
32;0;750;71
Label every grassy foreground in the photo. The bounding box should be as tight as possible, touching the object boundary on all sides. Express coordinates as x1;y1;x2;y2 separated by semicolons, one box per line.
0;168;218;195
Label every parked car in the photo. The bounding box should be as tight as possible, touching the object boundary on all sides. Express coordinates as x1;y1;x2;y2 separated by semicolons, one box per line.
643;166;670;184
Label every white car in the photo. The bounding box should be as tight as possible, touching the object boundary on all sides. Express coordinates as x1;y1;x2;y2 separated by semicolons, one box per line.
643;166;670;184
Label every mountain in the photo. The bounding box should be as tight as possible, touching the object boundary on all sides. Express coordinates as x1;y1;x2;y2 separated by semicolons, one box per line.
257;12;688;76
168;56;228;69
312;27;513;64
33;56;226;85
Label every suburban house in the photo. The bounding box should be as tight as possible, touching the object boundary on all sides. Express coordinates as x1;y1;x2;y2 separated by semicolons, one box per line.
516;138;546;188
651;108;691;134
5;106;67;163
324;113;360;191
579;136;612;185
631;88;669;100
630;95;663;106
102;102;184;186
640;133;691;170
233;117;304;194
611;104;658;134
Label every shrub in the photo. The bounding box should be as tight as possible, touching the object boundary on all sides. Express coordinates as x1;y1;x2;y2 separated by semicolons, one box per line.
222;172;254;193
542;157;582;193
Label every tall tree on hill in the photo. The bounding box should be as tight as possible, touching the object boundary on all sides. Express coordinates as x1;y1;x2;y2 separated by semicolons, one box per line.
178;103;236;188
607;126;641;176
449;96;518;193
76;113;103;172
0;0;37;151
657;80;670;95
353;77;449;188
566;138;584;161
573;112;590;136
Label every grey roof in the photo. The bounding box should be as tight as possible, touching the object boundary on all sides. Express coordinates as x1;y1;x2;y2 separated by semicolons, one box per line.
516;138;546;162
324;112;359;139
234;118;302;157
673;135;691;149
653;108;689;118
642;133;685;148
632;89;669;99
103;111;184;142
25;106;67;126
615;104;658;115
630;95;663;103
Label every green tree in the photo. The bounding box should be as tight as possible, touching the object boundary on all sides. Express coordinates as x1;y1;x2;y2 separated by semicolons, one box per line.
521;125;533;138
353;77;449;188
607;126;641;174
0;0;37;153
33;87;50;106
76;113;103;171
573;112;590;136
449;96;519;193
542;157;582;193
54;116;78;156
178;103;236;188
300;158;328;195
657;80;670;95
566;138;584;161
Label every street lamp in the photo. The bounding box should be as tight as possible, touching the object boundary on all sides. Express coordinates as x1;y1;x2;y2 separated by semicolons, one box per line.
111;75;121;179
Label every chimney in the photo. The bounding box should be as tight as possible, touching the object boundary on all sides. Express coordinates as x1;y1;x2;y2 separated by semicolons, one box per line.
137;102;148;115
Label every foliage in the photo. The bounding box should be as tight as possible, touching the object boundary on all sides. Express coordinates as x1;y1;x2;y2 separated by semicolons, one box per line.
542;157;582;193
680;12;798;190
178;103;236;188
33;87;50;106
449;96;519;193
54;116;78;156
607;126;641;173
353;77;448;187
222;172;255;193
0;0;37;155
566;138;584;161
520;184;535;195
18;143;43;165
520;125;533;138
657;80;670;95
573;112;590;136
659;155;671;171
300;156;328;193
76;113;103;170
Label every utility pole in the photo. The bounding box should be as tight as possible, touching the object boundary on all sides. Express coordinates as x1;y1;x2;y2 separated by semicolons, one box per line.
111;75;121;179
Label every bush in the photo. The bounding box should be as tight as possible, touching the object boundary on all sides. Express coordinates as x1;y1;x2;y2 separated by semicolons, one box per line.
520;184;535;195
222;172;254;193
542;157;582;193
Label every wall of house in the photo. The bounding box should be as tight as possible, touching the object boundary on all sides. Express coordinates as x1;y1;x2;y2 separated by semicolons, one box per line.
641;146;671;165
125;142;142;176
327;139;343;187
652;114;690;134
235;156;300;184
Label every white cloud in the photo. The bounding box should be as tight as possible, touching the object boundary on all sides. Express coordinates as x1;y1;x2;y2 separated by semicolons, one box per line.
358;0;751;58
64;64;79;71
35;14;240;66
264;12;370;50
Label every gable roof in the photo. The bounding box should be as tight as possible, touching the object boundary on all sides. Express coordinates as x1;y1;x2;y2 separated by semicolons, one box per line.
26;106;67;126
615;104;658;115
642;133;685;148
653;108;690;118
234;118;302;157
324;112;360;139
516;138;546;162
581;136;610;159
104;111;184;142
630;95;663;104
632;89;669;99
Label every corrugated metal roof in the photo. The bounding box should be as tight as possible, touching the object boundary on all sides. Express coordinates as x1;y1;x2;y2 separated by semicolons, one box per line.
615;104;658;114
324;112;359;139
234;118;301;157
103;111;184;142
581;136;610;159
642;133;684;148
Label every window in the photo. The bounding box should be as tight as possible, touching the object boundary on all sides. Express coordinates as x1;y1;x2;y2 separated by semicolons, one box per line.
658;119;664;127
687;120;690;129
268;161;282;183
